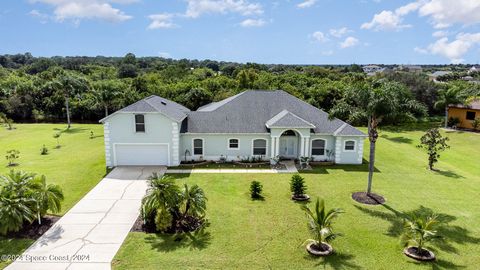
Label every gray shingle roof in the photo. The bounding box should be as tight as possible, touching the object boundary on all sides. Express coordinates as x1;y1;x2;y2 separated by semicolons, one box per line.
184;90;365;136
266;110;315;128
118;95;190;122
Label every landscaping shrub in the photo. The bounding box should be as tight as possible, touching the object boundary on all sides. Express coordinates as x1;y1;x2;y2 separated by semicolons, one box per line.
401;213;442;259
447;117;460;128
40;145;49;155
53;132;61;148
142;174;207;233
0;170;64;235
290;174;307;196
5;149;20;166
250;181;263;199
417;128;449;170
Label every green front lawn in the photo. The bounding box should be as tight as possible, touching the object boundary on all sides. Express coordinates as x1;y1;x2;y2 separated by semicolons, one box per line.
0;124;105;268
114;126;480;269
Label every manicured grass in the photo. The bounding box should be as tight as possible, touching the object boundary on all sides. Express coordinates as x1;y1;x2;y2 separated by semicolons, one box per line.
0;123;105;268
114;125;480;269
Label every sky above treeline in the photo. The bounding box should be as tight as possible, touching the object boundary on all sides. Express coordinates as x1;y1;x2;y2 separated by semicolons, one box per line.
1;0;480;65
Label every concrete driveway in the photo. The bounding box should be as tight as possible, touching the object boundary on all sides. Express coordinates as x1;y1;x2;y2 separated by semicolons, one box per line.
6;166;165;270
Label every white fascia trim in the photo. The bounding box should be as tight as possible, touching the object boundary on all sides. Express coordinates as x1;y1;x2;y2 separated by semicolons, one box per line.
100;111;186;123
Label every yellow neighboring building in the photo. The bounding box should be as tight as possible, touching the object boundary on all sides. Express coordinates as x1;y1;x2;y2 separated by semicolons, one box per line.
448;100;480;129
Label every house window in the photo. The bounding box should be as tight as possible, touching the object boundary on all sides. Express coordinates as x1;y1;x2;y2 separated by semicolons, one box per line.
228;139;239;149
344;140;356;151
193;139;203;155
466;111;476;120
311;139;326;155
135;114;145;133
253;139;267;155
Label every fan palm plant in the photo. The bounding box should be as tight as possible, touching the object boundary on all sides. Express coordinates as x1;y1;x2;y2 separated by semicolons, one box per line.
181;184;207;219
31;175;64;224
401;213;441;260
301;198;344;255
434;85;466;128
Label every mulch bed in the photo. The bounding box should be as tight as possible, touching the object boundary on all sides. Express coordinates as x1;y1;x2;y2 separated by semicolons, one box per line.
7;215;60;239
404;247;436;261
131;215;204;234
352;191;385;205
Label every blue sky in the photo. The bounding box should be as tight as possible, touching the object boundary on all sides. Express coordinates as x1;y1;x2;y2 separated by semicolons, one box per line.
1;0;480;64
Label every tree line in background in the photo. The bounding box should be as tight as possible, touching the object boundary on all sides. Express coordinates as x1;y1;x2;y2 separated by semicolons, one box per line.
1;53;479;126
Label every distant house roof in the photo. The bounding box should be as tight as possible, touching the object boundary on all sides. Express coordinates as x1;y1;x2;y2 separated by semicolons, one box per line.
184;90;365;136
265;110;316;128
430;71;451;77
100;95;190;122
449;99;480;110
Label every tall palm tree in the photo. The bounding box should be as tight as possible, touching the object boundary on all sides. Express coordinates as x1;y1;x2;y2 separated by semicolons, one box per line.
31;175;64;224
181;184;207;219
92;80;122;117
434;85;465;128
301;198;343;250
330;81;426;195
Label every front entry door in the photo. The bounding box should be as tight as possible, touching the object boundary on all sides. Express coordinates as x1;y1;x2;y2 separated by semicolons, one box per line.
279;136;297;158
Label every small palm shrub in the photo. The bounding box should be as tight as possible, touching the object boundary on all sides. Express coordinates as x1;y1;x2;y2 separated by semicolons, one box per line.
90;131;95;139
302;198;343;255
401;213;442;259
53;132;61;148
250;181;263;199
40;145;49;155
0;170;64;235
472;118;480;131
142;174;207;233
290;174;307;196
5;149;20;166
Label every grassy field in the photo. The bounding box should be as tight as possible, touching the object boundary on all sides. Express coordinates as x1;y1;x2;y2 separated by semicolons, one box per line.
0;123;105;269
114;125;480;270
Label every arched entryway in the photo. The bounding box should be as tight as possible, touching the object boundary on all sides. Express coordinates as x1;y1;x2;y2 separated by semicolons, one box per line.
279;130;300;159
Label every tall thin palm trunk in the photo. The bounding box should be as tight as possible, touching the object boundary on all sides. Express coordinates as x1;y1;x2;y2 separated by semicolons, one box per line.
366;117;378;195
65;95;71;129
104;105;109;117
444;106;448;128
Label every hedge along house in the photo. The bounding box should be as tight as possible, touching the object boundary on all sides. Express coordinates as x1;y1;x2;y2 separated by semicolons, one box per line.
447;99;480;129
100;90;367;167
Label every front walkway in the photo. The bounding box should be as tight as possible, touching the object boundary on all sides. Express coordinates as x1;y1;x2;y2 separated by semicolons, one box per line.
7;166;165;270
167;161;298;174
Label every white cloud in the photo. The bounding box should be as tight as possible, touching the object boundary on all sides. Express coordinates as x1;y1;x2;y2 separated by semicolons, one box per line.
29;9;49;23
240;18;265;27
419;0;480;29
297;0;317;9
184;0;263;18
432;30;448;38
417;32;480;63
329;27;350;38
414;46;428;54
148;13;177;29
361;2;419;31
340;36;359;48
311;31;328;43
30;0;134;23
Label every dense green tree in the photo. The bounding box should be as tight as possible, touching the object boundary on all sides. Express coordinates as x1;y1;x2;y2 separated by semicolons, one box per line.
91;79;124;116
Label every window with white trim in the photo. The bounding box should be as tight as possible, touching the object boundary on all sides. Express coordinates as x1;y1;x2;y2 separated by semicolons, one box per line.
193;139;203;155
253;139;267;155
344;140;356;151
135;114;145;133
311;139;326;155
229;139;239;149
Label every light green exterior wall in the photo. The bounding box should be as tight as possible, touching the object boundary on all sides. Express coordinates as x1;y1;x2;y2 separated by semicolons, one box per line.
334;136;365;164
103;112;180;166
179;134;271;162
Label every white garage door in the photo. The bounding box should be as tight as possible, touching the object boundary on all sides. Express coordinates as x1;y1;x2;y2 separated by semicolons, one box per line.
115;144;169;166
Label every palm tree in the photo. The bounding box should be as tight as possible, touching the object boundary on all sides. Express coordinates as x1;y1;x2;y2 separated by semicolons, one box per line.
301;198;343;254
181;184;207;219
402;214;441;258
330;81;426;196
434;85;465;128
92;80;122;117
0;170;37;235
142;175;180;219
31;175;64;224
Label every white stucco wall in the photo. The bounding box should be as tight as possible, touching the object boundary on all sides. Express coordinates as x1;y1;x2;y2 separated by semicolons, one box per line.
179;134;271;162
309;135;335;161
104;112;178;166
334;136;365;164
